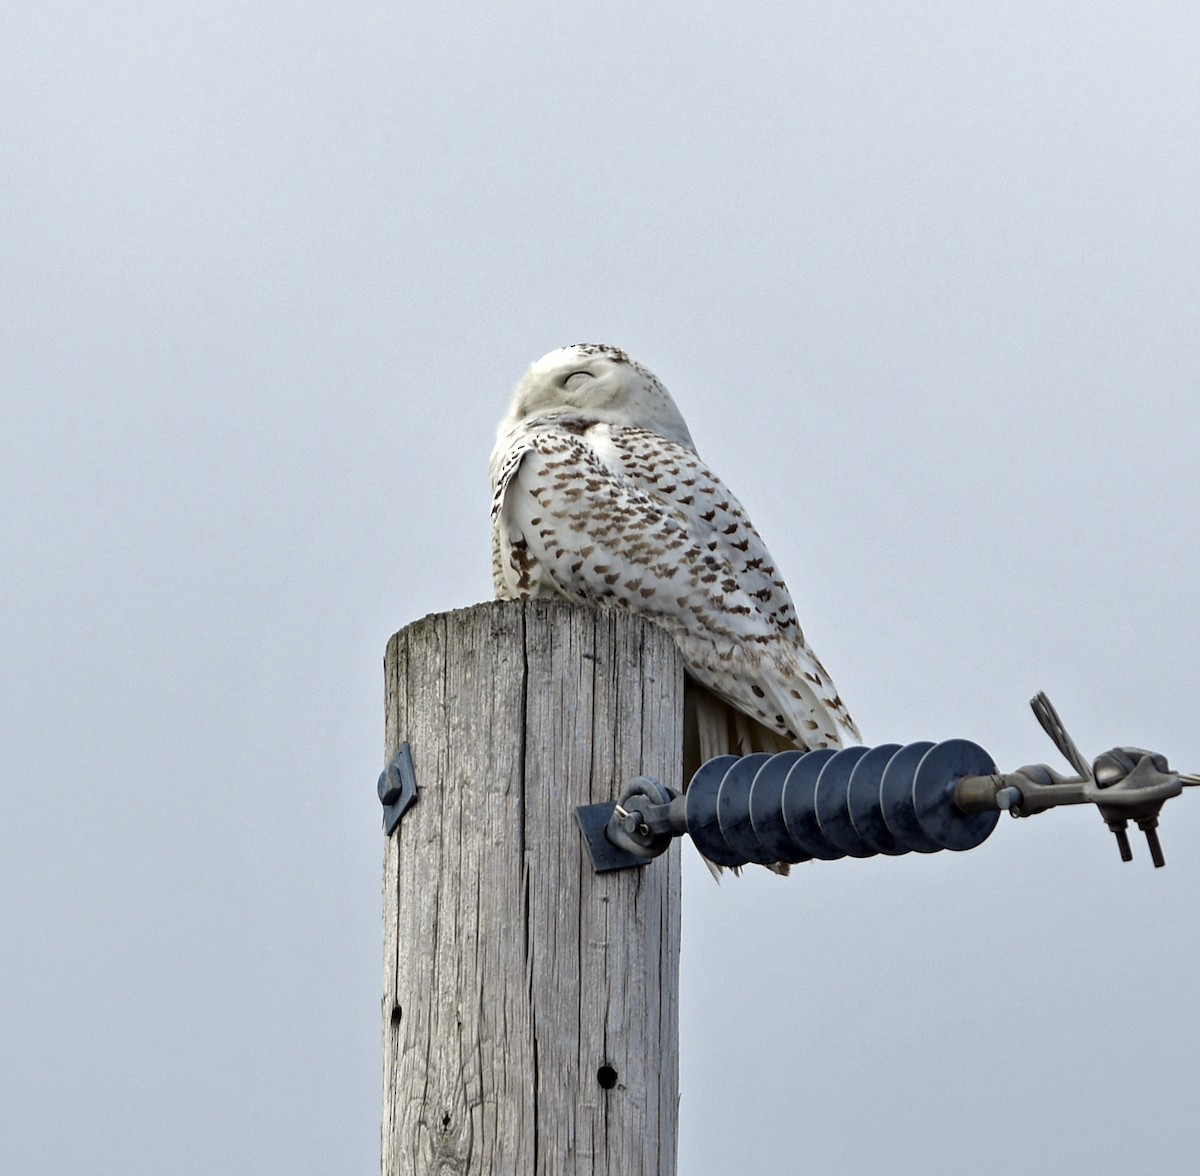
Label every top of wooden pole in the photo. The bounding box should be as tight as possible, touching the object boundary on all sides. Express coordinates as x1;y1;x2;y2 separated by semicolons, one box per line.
382;599;683;1176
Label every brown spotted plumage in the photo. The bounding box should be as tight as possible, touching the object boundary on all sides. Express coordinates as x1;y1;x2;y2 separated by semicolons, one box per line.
490;344;860;797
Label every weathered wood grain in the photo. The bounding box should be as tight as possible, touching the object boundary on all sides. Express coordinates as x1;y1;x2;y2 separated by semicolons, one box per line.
382;600;683;1176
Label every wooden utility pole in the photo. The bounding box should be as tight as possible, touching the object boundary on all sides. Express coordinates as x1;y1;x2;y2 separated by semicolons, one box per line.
382;599;683;1176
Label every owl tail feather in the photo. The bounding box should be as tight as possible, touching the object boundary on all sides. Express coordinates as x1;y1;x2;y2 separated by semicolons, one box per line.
683;678;796;879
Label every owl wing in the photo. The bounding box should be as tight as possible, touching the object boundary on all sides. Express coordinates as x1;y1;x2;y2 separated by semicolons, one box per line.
491;418;859;751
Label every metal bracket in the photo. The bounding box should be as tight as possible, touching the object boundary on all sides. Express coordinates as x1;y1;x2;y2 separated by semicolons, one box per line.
576;803;651;872
379;742;418;835
575;776;683;872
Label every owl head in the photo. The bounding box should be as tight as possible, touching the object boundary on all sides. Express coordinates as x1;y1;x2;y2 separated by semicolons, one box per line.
503;344;696;449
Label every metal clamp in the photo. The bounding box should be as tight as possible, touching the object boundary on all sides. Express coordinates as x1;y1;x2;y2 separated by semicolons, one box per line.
953;693;1199;867
379;742;419;835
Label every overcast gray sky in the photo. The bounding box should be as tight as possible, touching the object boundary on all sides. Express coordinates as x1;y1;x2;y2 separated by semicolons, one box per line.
4;2;1199;1173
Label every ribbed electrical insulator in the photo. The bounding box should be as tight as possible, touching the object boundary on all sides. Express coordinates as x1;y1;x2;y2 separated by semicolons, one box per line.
683;740;1000;869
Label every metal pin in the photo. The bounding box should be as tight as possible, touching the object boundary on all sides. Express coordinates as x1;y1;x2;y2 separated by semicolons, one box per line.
1140;821;1166;868
1111;823;1133;862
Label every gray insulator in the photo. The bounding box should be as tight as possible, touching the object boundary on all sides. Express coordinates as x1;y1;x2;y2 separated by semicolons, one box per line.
879;740;941;852
748;751;812;864
814;746;877;857
675;739;1004;869
846;743;906;855
780;748;845;860
716;753;777;865
910;739;1000;850
685;755;746;867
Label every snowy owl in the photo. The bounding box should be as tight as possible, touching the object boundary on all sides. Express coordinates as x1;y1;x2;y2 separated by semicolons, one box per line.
490;343;860;779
